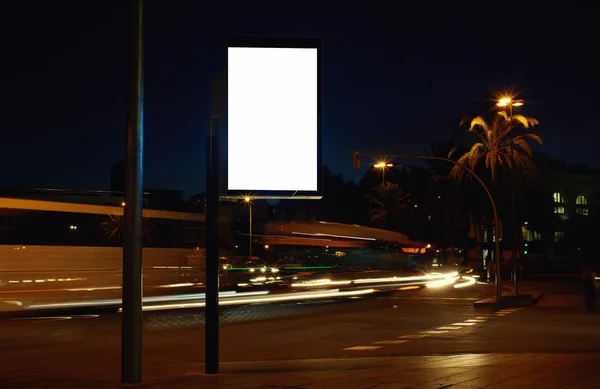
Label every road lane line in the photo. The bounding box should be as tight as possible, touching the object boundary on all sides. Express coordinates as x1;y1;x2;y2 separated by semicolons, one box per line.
398;334;428;339
437;326;460;330
465;319;486;323
421;330;447;334
343;346;383;351
451;322;476;326
373;340;410;345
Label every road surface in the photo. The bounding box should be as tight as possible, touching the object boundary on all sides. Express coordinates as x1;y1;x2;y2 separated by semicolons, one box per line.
1;279;598;384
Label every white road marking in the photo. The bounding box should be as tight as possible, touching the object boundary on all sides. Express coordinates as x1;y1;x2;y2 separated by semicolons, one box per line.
343;346;383;351
341;307;514;353
373;340;410;345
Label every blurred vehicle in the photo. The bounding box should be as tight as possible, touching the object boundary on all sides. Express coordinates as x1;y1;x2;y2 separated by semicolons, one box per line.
0;197;212;293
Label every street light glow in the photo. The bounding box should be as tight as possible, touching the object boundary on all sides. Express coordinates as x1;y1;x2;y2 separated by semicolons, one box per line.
497;97;524;107
374;162;393;168
497;97;512;106
244;196;251;202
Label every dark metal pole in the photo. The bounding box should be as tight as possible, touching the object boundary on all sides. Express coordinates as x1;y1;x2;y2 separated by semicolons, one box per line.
205;117;220;374
509;104;519;295
121;0;144;383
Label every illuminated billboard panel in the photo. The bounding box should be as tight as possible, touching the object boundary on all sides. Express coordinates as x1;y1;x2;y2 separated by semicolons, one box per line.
224;37;322;199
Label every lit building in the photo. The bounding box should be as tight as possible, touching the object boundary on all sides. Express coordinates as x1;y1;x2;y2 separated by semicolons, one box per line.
521;153;600;261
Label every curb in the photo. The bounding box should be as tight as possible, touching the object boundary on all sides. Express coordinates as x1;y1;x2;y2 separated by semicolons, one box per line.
473;291;544;308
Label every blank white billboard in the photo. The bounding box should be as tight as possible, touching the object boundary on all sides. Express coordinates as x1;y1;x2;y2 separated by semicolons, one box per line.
227;46;318;192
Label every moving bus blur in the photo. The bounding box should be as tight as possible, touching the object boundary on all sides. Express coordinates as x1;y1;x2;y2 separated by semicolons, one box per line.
251;221;436;273
0;195;208;294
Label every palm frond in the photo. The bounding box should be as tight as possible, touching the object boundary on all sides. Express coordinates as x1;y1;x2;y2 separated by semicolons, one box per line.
469;116;488;132
512;114;538;129
459;116;471;127
497;111;508;120
513;137;533;157
524;133;542;144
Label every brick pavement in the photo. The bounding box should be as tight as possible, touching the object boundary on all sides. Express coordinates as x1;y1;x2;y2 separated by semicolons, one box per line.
3;353;600;388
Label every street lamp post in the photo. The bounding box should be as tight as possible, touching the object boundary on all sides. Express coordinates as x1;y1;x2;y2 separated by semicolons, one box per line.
244;196;253;259
355;152;503;303
374;161;394;184
122;0;144;382
497;97;524;295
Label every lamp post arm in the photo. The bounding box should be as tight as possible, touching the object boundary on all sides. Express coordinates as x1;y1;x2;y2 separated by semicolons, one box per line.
353;152;502;302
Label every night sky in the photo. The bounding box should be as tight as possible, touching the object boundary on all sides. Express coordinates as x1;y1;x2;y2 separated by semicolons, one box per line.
1;2;598;198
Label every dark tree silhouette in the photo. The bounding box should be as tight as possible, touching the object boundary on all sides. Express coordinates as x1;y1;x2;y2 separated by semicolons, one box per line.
366;182;407;230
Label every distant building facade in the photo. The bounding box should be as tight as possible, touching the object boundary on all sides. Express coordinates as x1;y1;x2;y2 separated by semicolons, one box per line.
521;154;600;260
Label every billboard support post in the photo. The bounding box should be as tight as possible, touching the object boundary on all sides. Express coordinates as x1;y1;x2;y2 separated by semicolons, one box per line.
205;117;220;374
205;36;323;374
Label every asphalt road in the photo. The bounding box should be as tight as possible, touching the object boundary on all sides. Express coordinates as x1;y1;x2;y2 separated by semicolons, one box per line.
1;279;598;381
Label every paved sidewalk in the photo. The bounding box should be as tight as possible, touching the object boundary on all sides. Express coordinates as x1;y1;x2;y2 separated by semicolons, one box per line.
474;283;544;308
3;353;600;388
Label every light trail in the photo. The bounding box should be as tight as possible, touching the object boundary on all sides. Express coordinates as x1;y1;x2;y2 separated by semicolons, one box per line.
131;288;376;312
453;276;476;288
26;290;266;310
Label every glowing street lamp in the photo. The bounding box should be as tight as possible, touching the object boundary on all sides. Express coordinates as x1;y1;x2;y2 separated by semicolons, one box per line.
373;161;394;183
497;97;524;107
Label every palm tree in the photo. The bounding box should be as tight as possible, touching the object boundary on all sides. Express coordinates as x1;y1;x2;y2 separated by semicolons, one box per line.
366;182;406;229
101;214;154;246
449;112;542;182
102;214;123;241
423;139;456;179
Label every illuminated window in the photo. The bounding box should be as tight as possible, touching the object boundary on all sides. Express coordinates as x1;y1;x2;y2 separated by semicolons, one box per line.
553;192;565;214
576;195;589;216
553;231;565;243
522;226;541;242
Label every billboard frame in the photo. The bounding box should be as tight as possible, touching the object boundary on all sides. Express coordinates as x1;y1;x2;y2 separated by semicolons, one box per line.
218;35;323;200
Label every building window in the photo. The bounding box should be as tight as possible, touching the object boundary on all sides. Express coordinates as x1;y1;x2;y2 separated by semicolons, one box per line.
576;195;589;216
522;226;541;242
553;192;565;214
553;231;565;243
